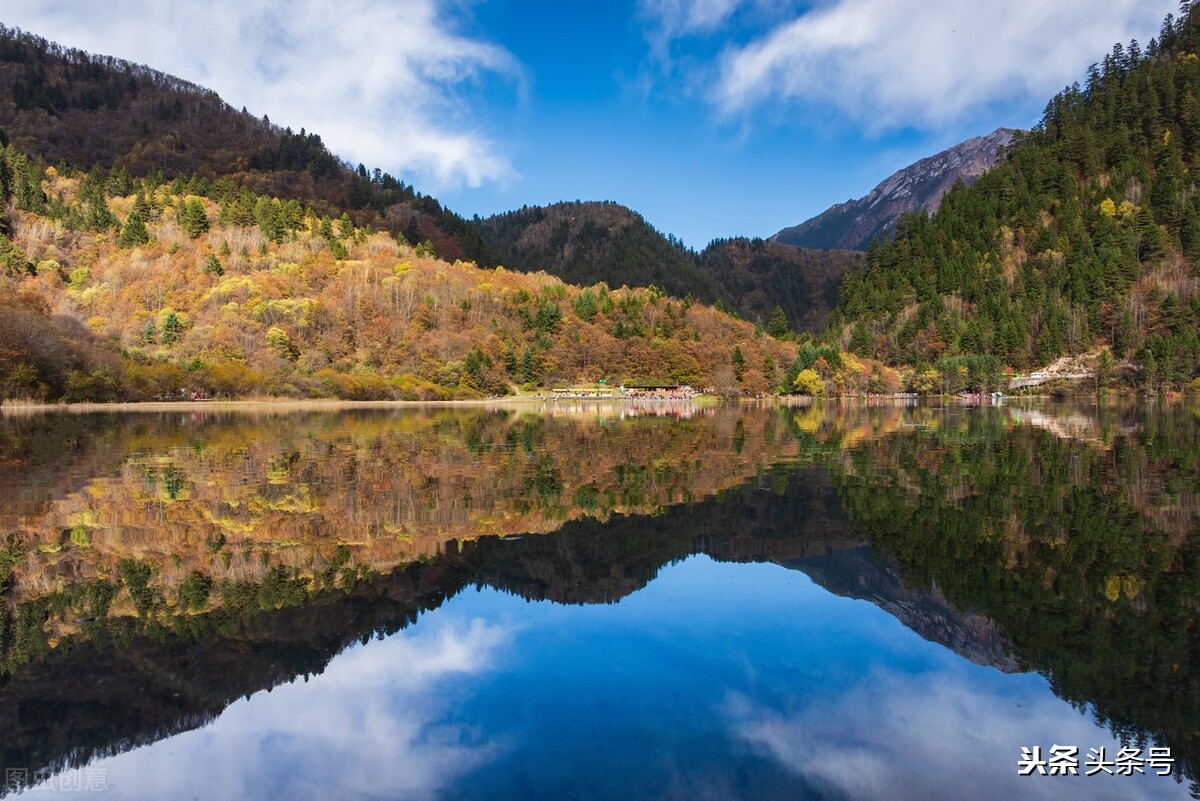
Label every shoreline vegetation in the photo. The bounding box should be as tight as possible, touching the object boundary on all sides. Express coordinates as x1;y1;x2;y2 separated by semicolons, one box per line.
0;386;1178;414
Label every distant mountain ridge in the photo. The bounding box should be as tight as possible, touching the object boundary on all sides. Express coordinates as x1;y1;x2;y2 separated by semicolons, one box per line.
774;128;1019;251
474;200;722;299
475;201;862;332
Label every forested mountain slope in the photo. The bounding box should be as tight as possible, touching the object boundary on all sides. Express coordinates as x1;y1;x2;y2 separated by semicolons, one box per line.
0;25;495;264
476;201;861;333
829;6;1200;388
699;237;861;334
475;201;722;301
0;146;802;401
0;26;861;345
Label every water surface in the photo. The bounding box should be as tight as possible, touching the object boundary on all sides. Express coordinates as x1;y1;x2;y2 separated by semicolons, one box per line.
0;401;1195;799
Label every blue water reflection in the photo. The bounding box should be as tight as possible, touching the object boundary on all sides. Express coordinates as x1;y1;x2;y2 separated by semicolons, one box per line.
19;556;1187;800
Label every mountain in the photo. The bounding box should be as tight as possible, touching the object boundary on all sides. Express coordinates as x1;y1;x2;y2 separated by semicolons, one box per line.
784;547;1018;672
474;201;722;300
773;128;1018;251
828;6;1200;386
0;24;495;264
0;145;805;401
0;26;855;348
475;201;862;333
698;237;861;333
0;27;825;401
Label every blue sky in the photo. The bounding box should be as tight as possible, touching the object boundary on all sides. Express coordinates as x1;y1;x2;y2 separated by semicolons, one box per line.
2;0;1180;248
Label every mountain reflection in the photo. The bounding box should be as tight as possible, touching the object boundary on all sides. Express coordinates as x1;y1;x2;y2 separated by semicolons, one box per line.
0;401;1198;796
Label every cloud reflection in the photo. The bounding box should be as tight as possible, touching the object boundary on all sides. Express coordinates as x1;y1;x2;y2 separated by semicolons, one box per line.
724;669;1186;801
22;617;512;801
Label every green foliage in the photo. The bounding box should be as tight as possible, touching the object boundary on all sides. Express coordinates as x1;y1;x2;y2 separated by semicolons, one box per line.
179;198;209;238
0;233;31;276
767;305;790;338
573;288;600;321
118;207;149;247
932;354;1002;393
266;326;298;361
203;253;224;276
849;322;872;357
475;201;723;304
533;298;562;333
179;571;212;611
161;312;184;346
731;346;746;380
119;559;155;617
118;193;151;247
86;198;118;232
1097;347;1115;389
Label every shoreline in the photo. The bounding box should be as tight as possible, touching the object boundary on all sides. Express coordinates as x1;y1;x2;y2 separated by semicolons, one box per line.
2;391;1150;415
0;394;723;414
0;396;549;414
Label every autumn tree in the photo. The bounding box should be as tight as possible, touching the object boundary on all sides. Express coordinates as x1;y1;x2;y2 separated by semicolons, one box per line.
792;369;825;396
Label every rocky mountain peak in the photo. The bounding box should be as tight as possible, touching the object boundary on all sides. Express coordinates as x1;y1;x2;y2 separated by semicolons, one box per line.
773;127;1019;251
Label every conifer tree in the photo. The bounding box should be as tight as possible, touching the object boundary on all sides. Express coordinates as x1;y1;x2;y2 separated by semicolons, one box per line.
179;198;209;238
767;305;790;338
161;312;184;345
118;194;151;247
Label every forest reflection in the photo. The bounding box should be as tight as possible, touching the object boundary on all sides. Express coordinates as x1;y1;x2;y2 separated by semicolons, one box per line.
0;400;1197;795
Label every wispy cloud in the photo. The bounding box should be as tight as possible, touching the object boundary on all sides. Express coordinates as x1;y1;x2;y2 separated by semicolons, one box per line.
724;670;1180;801
640;0;747;38
642;0;1174;131
3;0;522;189
35;618;514;800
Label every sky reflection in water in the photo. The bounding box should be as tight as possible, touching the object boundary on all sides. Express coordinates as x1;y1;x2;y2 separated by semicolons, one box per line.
19;556;1188;801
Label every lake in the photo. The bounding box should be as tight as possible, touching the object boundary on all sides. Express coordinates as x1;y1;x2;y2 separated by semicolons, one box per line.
0;401;1195;800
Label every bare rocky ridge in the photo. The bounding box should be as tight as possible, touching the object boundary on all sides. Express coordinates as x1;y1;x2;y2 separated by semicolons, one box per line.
774;128;1019;251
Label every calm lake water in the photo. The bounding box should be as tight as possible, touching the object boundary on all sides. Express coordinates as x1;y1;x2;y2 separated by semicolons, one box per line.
0;401;1196;800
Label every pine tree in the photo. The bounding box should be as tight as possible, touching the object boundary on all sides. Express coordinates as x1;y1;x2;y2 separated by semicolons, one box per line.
161;312;184;345
767;305;790;338
179;198;209;238
84;191;118;232
118;195;151;248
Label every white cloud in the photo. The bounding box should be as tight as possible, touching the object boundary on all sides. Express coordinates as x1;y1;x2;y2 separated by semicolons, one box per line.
19;617;513;801
724;670;1186;801
3;0;521;189
644;0;1175;131
641;0;747;37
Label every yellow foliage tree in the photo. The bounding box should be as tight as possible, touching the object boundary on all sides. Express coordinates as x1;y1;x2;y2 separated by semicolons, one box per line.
792;368;825;396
